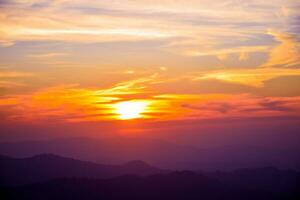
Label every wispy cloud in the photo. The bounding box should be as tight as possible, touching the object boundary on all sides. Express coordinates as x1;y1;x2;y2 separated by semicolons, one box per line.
195;68;300;87
0;71;34;78
28;52;69;59
263;30;300;67
1;0;300;124
1;0;299;61
1;82;300;122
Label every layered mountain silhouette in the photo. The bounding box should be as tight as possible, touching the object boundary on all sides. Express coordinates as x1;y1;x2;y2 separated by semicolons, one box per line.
0;154;299;200
1;171;299;200
0;154;168;186
0;137;299;170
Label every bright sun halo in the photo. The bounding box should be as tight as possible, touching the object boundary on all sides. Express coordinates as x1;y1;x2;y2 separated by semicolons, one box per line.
114;100;149;120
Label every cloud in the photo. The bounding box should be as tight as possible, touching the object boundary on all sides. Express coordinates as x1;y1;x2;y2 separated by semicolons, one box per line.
0;0;298;63
150;77;254;94
0;71;34;78
182;102;233;114
94;73;159;96
195;68;300;87
28;52;69;59
1;0;300;123
264;30;300;67
0;71;34;90
259;75;300;97
178;44;269;58
239;52;249;61
177;94;300;120
259;98;292;112
1;80;300;123
0;80;27;88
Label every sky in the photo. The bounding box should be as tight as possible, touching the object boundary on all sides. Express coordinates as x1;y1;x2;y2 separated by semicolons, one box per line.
0;0;300;147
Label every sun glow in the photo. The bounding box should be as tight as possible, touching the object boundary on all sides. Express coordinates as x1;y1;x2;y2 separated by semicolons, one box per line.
114;100;149;120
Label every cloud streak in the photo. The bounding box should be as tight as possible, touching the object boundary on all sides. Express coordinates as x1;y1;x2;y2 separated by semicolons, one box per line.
1;82;300;123
1;0;299;68
0;0;300;127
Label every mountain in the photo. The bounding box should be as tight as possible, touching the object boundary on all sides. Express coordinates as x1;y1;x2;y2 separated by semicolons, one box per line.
1;154;299;199
197;144;300;170
0;137;299;170
208;167;300;193
2;171;295;200
0;154;167;186
0;137;203;170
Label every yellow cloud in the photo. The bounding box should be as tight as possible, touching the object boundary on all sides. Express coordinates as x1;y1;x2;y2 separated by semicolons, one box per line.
181;45;269;58
239;52;249;61
0;71;34;78
28;52;70;59
264;30;300;67
1;82;300;122
196;68;300;87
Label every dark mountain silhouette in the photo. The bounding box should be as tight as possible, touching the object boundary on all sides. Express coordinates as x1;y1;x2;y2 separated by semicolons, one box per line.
1;154;299;200
0;154;168;186
208;167;300;193
2;171;298;200
0;137;298;170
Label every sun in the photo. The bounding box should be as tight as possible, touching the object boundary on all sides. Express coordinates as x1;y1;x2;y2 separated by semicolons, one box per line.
114;100;149;120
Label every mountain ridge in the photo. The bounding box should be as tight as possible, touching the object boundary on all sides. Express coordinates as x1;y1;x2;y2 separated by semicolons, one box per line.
0;137;299;170
0;153;168;186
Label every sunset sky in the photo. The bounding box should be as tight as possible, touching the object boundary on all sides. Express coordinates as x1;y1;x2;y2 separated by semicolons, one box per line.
0;0;300;146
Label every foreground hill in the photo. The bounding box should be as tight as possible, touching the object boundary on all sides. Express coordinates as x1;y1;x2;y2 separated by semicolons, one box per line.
0;154;167;186
207;167;300;194
2;171;298;200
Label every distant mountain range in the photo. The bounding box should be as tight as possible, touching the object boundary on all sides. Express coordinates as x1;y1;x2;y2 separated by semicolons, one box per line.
0;153;299;200
0;154;167;186
0;137;299;170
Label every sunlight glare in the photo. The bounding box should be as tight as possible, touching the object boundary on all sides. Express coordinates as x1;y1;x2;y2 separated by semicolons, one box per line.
114;100;149;120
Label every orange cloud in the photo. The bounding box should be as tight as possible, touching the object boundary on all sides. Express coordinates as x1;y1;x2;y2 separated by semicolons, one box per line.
1;82;300;123
196;68;300;87
0;71;34;78
264;30;300;67
0;0;300;125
